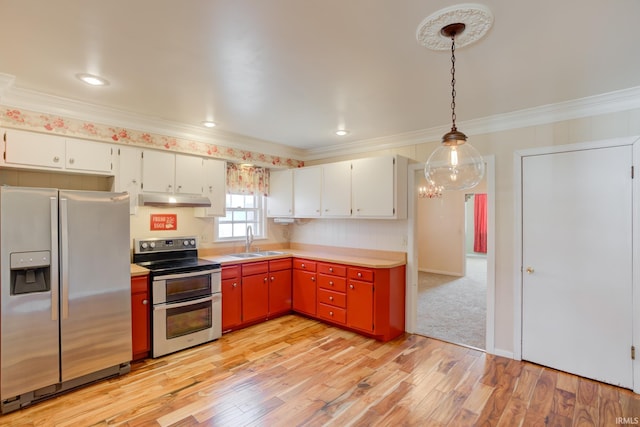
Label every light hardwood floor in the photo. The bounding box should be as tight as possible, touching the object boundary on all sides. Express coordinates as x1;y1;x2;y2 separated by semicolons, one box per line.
3;315;640;426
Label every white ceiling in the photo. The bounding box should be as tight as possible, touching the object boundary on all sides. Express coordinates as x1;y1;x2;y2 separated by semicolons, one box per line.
1;0;640;156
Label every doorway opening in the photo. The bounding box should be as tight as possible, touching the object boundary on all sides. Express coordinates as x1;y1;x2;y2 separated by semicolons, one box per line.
407;157;495;353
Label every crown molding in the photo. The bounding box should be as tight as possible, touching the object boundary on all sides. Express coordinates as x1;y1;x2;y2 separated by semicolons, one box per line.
1;84;305;161
303;85;640;160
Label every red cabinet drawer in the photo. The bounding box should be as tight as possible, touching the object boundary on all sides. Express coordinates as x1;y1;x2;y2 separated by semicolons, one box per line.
317;263;346;277
318;303;346;324
318;274;346;292
131;275;148;293
293;258;317;272
269;258;292;272
222;265;240;280
242;261;269;276
318;288;346;308
348;267;374;282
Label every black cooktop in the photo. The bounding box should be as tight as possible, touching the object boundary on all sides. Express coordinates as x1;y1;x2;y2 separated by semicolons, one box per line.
136;257;221;276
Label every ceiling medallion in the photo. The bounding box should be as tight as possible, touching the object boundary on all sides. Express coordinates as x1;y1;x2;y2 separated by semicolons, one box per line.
415;3;493;51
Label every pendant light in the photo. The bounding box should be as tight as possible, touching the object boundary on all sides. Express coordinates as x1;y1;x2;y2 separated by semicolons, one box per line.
424;23;484;191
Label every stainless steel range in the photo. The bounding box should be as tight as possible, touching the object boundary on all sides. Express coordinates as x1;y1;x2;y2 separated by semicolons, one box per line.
133;236;221;357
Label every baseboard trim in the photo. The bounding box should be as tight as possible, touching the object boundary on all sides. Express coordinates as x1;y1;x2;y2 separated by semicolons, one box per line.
418;268;464;277
492;348;516;360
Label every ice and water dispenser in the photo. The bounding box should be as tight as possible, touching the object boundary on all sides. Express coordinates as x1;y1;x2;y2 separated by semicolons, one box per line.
9;251;51;294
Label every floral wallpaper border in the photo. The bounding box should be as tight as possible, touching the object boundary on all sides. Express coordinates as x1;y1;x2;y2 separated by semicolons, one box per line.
1;107;304;168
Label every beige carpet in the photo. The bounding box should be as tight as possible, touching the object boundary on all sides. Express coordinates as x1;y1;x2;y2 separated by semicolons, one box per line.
415;257;487;350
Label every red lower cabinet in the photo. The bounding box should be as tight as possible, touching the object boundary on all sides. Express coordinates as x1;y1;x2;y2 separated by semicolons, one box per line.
242;272;270;323
346;277;374;333
292;259;317;316
131;274;150;361
269;265;292;316
222;265;242;332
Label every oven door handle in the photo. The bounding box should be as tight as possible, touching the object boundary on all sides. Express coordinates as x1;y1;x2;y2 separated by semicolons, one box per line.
153;294;218;310
153;269;221;281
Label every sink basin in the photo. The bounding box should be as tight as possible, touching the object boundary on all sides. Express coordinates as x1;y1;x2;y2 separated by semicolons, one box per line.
254;251;285;256
227;251;285;258
228;252;263;258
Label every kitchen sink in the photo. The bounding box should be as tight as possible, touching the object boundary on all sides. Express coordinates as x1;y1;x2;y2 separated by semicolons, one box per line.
228;252;262;258
227;251;286;258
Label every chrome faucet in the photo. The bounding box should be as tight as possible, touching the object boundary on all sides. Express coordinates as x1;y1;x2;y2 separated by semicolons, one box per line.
245;225;254;252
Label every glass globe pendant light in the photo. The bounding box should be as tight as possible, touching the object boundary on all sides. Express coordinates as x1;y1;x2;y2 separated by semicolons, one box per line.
424;23;484;191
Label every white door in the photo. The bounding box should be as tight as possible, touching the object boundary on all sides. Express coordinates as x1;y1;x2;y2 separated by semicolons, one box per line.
522;145;633;388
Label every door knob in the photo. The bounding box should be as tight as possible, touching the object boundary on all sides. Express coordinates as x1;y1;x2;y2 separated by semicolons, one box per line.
526;267;534;274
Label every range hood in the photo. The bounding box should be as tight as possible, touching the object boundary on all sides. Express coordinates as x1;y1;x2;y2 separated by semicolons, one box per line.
138;193;212;208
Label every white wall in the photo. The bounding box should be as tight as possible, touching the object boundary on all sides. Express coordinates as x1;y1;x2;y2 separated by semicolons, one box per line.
294;108;640;355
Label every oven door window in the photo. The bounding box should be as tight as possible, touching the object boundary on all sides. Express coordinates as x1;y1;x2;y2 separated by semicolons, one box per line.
165;300;212;339
165;275;211;302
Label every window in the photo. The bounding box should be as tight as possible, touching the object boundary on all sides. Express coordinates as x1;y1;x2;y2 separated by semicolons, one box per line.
215;193;266;241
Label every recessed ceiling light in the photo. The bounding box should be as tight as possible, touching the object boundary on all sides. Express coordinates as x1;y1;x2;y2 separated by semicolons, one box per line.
335;130;349;136
202;121;217;128
75;73;109;86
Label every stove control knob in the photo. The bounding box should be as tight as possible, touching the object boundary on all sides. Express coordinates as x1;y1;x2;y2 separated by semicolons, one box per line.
190;239;196;246
149;242;156;248
183;240;189;246
141;242;148;249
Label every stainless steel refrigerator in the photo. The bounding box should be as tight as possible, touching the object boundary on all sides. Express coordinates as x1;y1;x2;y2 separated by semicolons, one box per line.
0;186;132;413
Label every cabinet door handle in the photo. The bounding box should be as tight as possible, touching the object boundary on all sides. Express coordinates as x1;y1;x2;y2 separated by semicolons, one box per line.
53;156;60;163
142;299;148;305
350;284;354;289
68;158;75;164
271;276;275;281
311;276;315;282
232;282;237;288
264;277;268;282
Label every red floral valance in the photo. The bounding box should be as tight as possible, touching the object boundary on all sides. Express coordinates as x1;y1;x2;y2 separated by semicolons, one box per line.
226;163;270;195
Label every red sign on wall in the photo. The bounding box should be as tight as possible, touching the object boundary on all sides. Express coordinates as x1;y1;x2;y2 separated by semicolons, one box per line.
150;214;177;231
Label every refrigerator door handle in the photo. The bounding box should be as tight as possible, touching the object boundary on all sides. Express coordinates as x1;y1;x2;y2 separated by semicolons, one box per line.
60;197;69;319
50;196;59;321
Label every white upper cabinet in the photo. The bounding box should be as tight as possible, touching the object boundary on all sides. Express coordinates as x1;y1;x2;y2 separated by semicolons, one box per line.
65;138;113;174
321;161;351;217
114;145;142;214
194;158;226;217
141;150;175;193
267;169;293;217
293;166;322;218
174;153;203;195
142;150;203;195
2;128;113;175
351;155;407;219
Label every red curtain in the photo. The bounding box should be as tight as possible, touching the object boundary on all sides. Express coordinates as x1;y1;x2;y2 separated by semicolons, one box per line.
473;193;488;253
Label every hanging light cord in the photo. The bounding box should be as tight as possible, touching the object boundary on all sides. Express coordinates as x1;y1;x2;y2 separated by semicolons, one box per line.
449;33;458;132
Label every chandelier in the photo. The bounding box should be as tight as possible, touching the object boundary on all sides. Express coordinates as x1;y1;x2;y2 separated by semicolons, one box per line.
418;182;443;199
417;5;493;192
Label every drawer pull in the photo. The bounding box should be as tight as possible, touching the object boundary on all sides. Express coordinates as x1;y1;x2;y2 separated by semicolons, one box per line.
329;267;333;272
357;272;362;278
329;281;334;286
142;299;148;305
329;311;334;316
329;296;334;301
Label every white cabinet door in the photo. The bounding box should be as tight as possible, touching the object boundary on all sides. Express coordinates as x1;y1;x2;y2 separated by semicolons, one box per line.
115;145;142;214
175;153;203;195
142;150;175;193
65;138;113;174
321;161;351;217
195;158;226;217
267;169;293;217
352;156;395;218
293;166;322;218
3;128;65;170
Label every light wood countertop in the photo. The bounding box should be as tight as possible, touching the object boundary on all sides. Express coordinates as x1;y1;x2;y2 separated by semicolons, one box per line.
130;264;150;277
